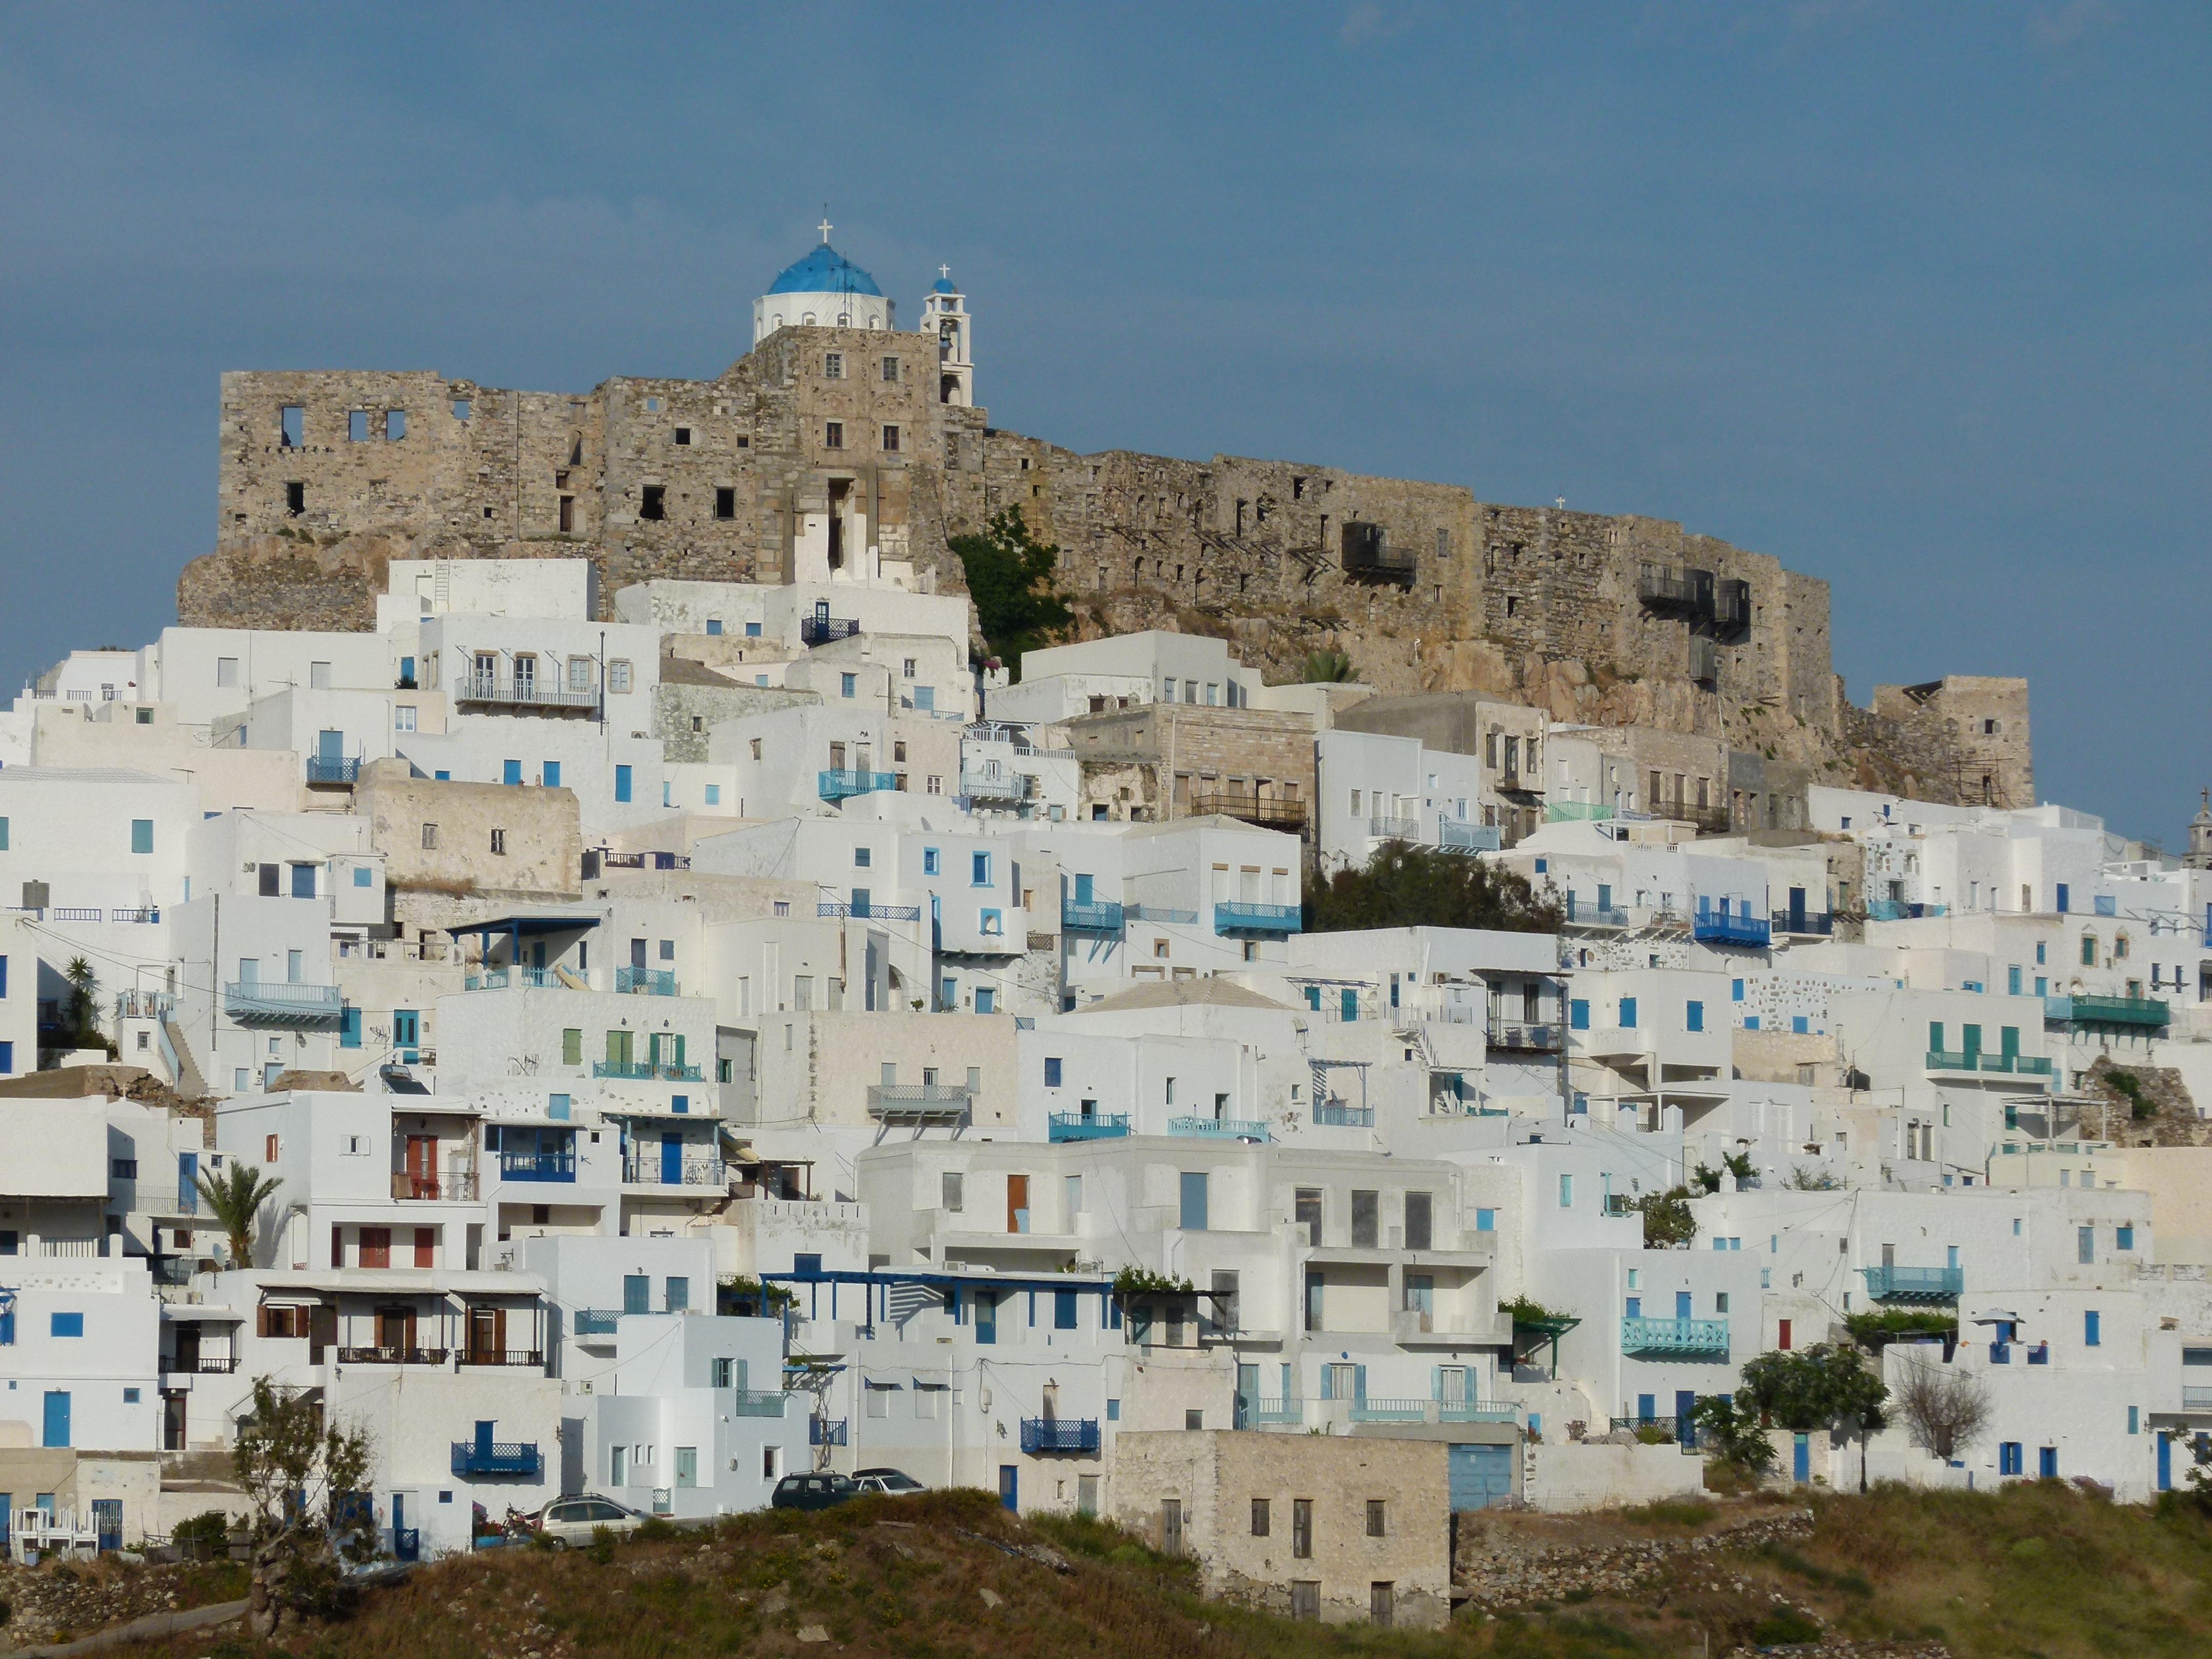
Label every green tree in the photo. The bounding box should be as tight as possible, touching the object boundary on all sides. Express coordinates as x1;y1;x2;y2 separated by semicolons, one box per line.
1631;1186;1698;1249
197;1160;283;1268
233;1377;373;1638
1738;1343;1889;1491
947;507;1074;674
1690;1393;1776;1474
1301;647;1357;684
1309;842;1563;934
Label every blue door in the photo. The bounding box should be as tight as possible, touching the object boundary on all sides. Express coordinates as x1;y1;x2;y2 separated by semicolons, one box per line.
1788;886;1807;930
1448;1443;1515;1511
393;1492;419;1562
42;1391;71;1448
317;730;343;765
1074;874;1094;905
1676;1391;1698;1446
1675;1291;1693;1320
2159;1432;2173;1492
1792;1432;1810;1483
1636;1394;1655;1422
661;1134;683;1184
92;1498;121;1552
178;1152;199;1214
1236;1364;1258;1429
997;1465;1018;1512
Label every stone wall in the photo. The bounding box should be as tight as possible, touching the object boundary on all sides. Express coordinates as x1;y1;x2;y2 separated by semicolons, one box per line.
354;759;581;900
185;327;2024;807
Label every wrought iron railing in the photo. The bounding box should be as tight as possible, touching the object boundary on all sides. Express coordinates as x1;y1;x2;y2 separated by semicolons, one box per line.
1019;1417;1100;1453
615;966;676;996
450;1439;543;1476
1061;900;1125;933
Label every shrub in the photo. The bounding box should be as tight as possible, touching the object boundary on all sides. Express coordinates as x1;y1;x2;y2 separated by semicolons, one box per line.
1620;1498;1716;1528
1751;1607;1823;1645
636;1517;678;1543
588;1524;616;1564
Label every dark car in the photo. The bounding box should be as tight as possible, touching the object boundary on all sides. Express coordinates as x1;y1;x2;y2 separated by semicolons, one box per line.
853;1467;926;1496
772;1471;859;1512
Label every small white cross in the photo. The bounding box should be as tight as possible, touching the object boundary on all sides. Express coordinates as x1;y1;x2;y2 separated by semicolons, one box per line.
940;264;952;281
818;216;833;243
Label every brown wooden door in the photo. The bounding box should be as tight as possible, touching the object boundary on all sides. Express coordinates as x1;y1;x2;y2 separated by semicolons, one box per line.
1006;1175;1029;1235
359;1227;391;1268
469;1306;505;1361
405;1136;437;1198
308;1304;336;1364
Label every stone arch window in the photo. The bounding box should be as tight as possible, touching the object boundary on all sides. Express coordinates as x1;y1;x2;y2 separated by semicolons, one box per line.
2114;931;2130;960
772;313;784;329
802;311;816;325
2080;933;2099;968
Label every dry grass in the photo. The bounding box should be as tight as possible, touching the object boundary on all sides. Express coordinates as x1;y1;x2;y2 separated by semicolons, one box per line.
94;1482;2212;1659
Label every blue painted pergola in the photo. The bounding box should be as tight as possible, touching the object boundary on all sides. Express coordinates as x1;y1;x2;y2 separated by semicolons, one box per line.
446;911;602;971
761;1266;1121;1334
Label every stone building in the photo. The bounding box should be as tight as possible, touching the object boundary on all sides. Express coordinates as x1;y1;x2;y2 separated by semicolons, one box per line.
186;233;2028;808
1110;1430;1451;1628
1060;704;1317;830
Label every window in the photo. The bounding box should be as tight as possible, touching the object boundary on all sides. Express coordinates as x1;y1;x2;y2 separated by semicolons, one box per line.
131;819;153;855
2082;934;2098;966
385;409;406;441
2118;1225;2135;1251
1350;1190;1378;1248
2085;1310;2101;1347
824;352;844;379
614;765;633;803
1570;998;1589;1030
824;421;844;449
972;850;992;886
942;1172;964;1213
1559;1174;1573;1208
714;486;735;519
216;656;239;688
394;705;416;732
1619;996;1637;1028
1179;1171;1209;1231
923;848;940;875
1686;999;1704;1032
841;672;856;698
50;1313;84;1338
1291;1498;1313;1559
1366;1499;1387;1538
1251;1498;1270;1536
1044;1057;1062;1088
1999;1442;2023;1476
1405;1190;1432;1251
609;661;633;694
640;485;666;521
2078;1225;2095;1265
882;424;901;453
420;823;439;849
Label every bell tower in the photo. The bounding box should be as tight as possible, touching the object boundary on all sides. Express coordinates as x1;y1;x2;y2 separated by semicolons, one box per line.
921;267;973;407
2185;789;2212;871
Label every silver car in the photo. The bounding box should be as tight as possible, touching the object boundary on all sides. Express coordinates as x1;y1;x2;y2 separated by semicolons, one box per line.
852;1467;926;1496
534;1495;645;1546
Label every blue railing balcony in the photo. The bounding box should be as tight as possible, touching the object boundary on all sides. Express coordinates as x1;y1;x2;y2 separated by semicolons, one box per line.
1242;1396;1305;1426
1348;1396;1428;1422
1868;899;1948;922
800;614;860;647
465;966;562;991
868;1084;973;1125
1213;902;1300;937
1049;1111;1132;1142
1771;910;1835;936
732;1389;790;1418
1439;1401;1523;1423
615;966;676;996
572;1309;620;1336
810;1417;848;1447
1547;801;1617;823
1437;820;1502;854
450;1440;542;1478
1019;1417;1100;1454
2045;994;2168;1029
592;1058;700;1081
1564;895;1628;926
1693;911;1771;946
306;756;360;785
1168;1115;1270;1142
818;901;923;923
2027;1342;2050;1366
224;982;345;1025
498;1151;576;1183
819;768;897;802
1860;1265;1963;1303
1061;900;1126;933
1313;1101;1375;1128
1620;1316;1730;1356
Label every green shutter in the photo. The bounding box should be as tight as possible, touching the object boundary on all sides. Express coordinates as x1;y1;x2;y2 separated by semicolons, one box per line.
562;1028;582;1066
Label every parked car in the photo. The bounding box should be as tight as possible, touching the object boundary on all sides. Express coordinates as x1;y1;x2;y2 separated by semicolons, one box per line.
853;1467;926;1496
772;1471;859;1512
534;1495;645;1547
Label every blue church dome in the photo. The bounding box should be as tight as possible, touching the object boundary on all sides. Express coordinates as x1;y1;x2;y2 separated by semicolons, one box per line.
767;244;883;297
931;274;959;294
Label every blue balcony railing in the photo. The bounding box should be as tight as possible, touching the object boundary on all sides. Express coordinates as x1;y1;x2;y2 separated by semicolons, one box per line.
818;901;923;923
306;756;360;785
1020;1417;1100;1454
1620;1316;1730;1356
1168;1115;1270;1142
615;966;676;996
1868;899;1948;922
810;1417;848;1447
465;966;562;991
1213;902;1301;937
1348;1396;1429;1422
800;614;860;647
819;768;896;802
1771;910;1835;936
593;1058;701;1082
1564;895;1628;926
1313;1101;1375;1128
1860;1265;1963;1303
450;1440;542;1478
224;982;345;1025
1241;1396;1305;1426
1049;1112;1132;1142
2044;994;2169;1030
1061;900;1126;933
498;1151;576;1183
1693;910;1771;946
572;1309;620;1336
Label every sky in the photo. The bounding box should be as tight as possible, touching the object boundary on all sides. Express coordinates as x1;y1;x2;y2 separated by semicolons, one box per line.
1;2;2205;841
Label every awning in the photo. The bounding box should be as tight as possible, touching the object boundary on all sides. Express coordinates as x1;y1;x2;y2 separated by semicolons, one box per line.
442;913;603;939
161;1305;245;1322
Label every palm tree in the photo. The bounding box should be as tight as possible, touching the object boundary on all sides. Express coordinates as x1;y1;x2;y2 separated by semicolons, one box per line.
1301;647;1358;684
197;1162;283;1268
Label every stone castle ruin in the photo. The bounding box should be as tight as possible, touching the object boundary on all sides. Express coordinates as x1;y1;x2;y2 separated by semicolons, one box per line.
183;230;2032;810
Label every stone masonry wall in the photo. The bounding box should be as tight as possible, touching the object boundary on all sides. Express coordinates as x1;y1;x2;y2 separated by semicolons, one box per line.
187;327;2019;806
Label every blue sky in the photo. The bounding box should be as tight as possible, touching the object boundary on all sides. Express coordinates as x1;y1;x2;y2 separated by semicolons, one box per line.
2;3;2205;839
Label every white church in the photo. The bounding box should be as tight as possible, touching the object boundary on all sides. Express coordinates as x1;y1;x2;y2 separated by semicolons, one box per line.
751;219;973;407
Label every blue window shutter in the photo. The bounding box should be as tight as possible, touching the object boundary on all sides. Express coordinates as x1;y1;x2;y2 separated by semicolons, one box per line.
1570;999;1589;1030
502;759;522;785
1686;1001;1703;1032
614;765;632;802
1353;1364;1367;1402
1430;1366;1442;1400
1320;1367;1333;1401
339;1008;361;1049
1620;996;1636;1028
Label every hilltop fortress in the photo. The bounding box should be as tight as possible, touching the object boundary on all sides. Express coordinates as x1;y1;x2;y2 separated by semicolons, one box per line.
184;231;2030;810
